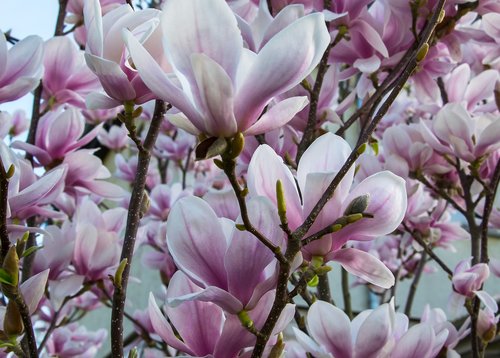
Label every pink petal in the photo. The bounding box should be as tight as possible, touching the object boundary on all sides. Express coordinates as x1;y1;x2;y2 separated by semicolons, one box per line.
167;196;228;289
20;269;49;314
235;13;329;125
445;63;470;103
353;303;393;357
226;198;282;306
328;248;395;288
85;92;122;109
392;323;435;358
165;272;223;356
243;96;308;135
161;0;242;86
84;54;136;101
191;53;237;136
247;144;303;229
167;285;243;314
336;171;407;238
464;69;498;110
148;293;195;355
83;0;104;57
123;29;203;124
307;301;353;357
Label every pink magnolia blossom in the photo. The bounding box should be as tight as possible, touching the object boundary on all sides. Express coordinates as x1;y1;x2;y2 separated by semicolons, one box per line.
149;271;295;357
247;133;407;288
452;258;490;298
421;103;500;162
12;107;102;167
62;149;125;199
124;0;330;137
295;299;446;358
83;0;166;108
0;110;28;138
97;123;130;150
42;36;101;109
0;141;66;221
44;322;107;358
0;33;43;104
166;195;284;314
444;63;499;112
72;199;125;281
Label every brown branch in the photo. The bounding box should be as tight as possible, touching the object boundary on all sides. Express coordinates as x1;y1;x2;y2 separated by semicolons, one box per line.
54;0;69;36
0;157;10;264
341;267;353;319
317;273;333;304
14;292;38;358
111;100;167;358
402;223;453;276
296;30;344;163
221;157;286;264
404;251;427;316
480;160;500;263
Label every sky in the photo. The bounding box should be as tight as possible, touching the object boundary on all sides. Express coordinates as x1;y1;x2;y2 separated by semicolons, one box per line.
1;0;59;114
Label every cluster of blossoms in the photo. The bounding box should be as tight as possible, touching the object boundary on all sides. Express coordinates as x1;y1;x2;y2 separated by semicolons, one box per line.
0;0;499;357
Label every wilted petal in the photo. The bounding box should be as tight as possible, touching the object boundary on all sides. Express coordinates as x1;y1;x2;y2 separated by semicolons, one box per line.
328;248;395;288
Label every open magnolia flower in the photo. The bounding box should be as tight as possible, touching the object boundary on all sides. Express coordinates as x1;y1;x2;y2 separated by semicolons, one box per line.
124;0;330;138
247;132;407;288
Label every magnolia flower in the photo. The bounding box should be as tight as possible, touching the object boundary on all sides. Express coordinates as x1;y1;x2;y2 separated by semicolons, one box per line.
0;141;66;221
166;195;284;314
295;300;447;358
421;103;500;163
247;132;407;288
12;107;102;167
0;33;43;104
72;199;125;281
124;0;330;137
83;0;166;108
42;36;101;109
149;271;295;357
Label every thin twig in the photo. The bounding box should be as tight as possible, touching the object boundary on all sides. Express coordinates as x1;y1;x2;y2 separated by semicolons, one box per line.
222;157;286;264
317;273;333;304
14;293;38;357
404;251;426;316
480;160;500;263
0;157;10;264
111;100;167;358
402;223;453;276
341;267;353;319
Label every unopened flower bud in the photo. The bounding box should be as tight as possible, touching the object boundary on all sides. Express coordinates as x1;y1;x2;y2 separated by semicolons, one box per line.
4;300;23;337
344;194;370;216
228;132;245;159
